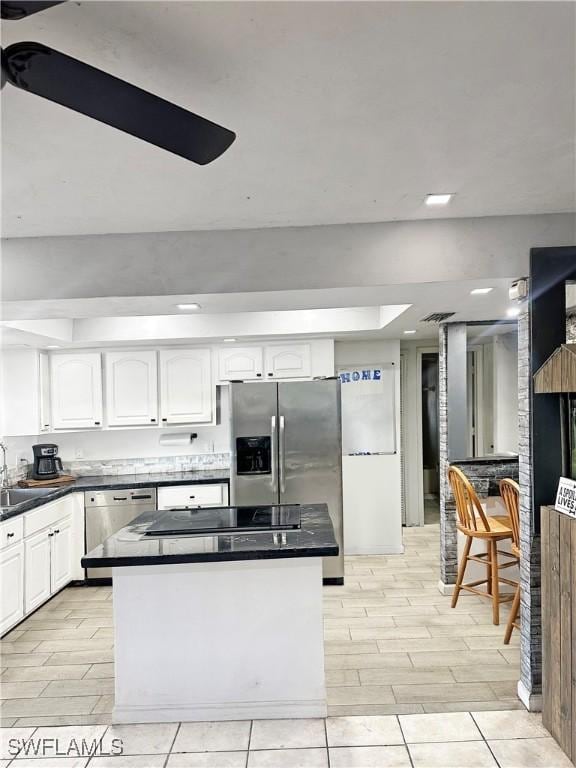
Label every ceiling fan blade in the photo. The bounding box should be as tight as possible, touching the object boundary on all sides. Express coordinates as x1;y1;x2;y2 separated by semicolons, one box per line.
1;2;65;20
3;42;236;165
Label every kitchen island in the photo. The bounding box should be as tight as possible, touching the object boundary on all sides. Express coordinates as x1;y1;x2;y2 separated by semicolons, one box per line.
82;503;338;724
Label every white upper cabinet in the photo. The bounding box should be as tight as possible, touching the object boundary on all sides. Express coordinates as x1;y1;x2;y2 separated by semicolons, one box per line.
264;343;312;379
39;352;52;433
160;349;213;424
217;347;264;382
51;353;103;429
1;349;48;436
105;351;158;427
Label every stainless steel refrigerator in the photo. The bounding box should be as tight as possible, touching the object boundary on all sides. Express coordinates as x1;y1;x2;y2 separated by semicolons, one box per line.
229;379;344;584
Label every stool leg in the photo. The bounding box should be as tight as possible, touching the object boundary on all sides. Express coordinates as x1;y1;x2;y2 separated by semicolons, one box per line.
504;583;520;644
490;539;500;625
487;550;493;596
452;535;471;608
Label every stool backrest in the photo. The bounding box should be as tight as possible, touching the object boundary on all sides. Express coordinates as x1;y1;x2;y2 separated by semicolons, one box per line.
447;465;490;532
499;478;520;550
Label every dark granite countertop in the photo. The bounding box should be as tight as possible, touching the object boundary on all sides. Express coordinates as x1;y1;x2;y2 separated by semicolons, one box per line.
81;503;338;567
451;455;519;464
0;469;230;522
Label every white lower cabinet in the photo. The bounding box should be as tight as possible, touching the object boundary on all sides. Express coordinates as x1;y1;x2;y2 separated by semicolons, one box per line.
50;515;73;593
0;542;25;635
25;515;73;614
24;527;53;614
0;494;84;635
157;483;228;510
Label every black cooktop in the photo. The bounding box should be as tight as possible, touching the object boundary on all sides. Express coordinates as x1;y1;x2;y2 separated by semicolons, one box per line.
144;504;301;537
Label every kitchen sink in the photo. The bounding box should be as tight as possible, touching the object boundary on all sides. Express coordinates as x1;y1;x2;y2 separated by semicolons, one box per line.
0;487;56;507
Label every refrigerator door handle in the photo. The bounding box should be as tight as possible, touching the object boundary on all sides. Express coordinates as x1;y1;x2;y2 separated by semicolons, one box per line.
279;414;286;493
271;415;278;492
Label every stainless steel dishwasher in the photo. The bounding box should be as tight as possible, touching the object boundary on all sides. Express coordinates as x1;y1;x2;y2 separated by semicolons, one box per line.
85;488;157;580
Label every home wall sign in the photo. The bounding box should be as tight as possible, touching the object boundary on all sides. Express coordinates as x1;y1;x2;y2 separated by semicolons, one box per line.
337;364;396;455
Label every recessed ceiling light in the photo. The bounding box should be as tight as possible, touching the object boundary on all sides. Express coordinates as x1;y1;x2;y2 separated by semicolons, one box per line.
425;193;454;206
470;287;493;295
46;345;60;349
507;307;521;318
223;338;237;343
176;303;201;311
403;330;417;335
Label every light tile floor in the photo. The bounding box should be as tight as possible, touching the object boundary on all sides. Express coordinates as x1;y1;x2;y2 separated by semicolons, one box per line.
0;711;573;767
2;525;569;766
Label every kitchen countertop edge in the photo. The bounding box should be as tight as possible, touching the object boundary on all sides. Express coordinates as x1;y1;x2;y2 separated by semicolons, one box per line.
0;469;230;522
81;503;338;567
81;545;339;568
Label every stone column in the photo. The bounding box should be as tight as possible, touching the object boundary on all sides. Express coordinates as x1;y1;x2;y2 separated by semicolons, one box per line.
438;324;458;590
517;304;542;711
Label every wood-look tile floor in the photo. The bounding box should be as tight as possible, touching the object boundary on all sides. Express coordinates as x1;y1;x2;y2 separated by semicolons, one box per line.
0;524;521;728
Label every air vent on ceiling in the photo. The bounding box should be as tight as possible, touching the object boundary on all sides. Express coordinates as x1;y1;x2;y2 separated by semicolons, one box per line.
420;312;456;323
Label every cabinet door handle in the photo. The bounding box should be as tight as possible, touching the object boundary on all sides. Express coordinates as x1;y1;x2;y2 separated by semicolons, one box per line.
267;372;274;377
6;532;14;538
53;529;60;534
162;418;168;422
151;418;156;422
48;532;54;537
94;421;101;426
256;373;262;377
189;495;196;499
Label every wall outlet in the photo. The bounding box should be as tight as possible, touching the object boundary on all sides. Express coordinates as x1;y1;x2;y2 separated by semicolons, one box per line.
74;448;84;459
16;452;29;467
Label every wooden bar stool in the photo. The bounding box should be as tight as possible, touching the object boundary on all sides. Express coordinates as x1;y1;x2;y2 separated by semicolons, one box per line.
500;478;521;644
448;466;516;625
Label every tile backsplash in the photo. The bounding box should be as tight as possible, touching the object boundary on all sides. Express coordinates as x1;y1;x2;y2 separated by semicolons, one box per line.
6;462;31;485
62;452;231;478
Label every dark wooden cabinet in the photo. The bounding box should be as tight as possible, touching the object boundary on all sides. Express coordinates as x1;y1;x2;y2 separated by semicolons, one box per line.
541;505;576;761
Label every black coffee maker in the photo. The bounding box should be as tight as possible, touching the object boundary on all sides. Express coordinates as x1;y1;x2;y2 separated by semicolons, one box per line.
32;444;63;480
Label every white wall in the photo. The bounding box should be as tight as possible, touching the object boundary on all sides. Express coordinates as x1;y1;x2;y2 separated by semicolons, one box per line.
492;333;519;454
335;340;403;554
473;333;519;456
0;435;40;480
3;213;573;302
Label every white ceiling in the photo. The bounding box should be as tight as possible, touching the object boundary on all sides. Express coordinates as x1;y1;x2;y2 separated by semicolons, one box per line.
0;278;520;347
2;1;574;238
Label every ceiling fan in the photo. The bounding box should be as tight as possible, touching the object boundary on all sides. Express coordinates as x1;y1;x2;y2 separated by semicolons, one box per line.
0;1;236;165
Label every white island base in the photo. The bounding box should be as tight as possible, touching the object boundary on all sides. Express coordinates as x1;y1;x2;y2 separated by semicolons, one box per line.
112;557;327;723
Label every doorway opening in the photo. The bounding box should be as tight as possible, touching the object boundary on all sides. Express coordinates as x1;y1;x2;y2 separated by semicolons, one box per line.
421;352;440;525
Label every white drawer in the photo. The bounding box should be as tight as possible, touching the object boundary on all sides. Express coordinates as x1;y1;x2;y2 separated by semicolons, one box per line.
24;496;73;538
157;483;227;509
0;516;24;551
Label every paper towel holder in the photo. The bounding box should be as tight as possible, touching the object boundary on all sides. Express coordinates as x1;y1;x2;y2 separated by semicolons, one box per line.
159;432;198;446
